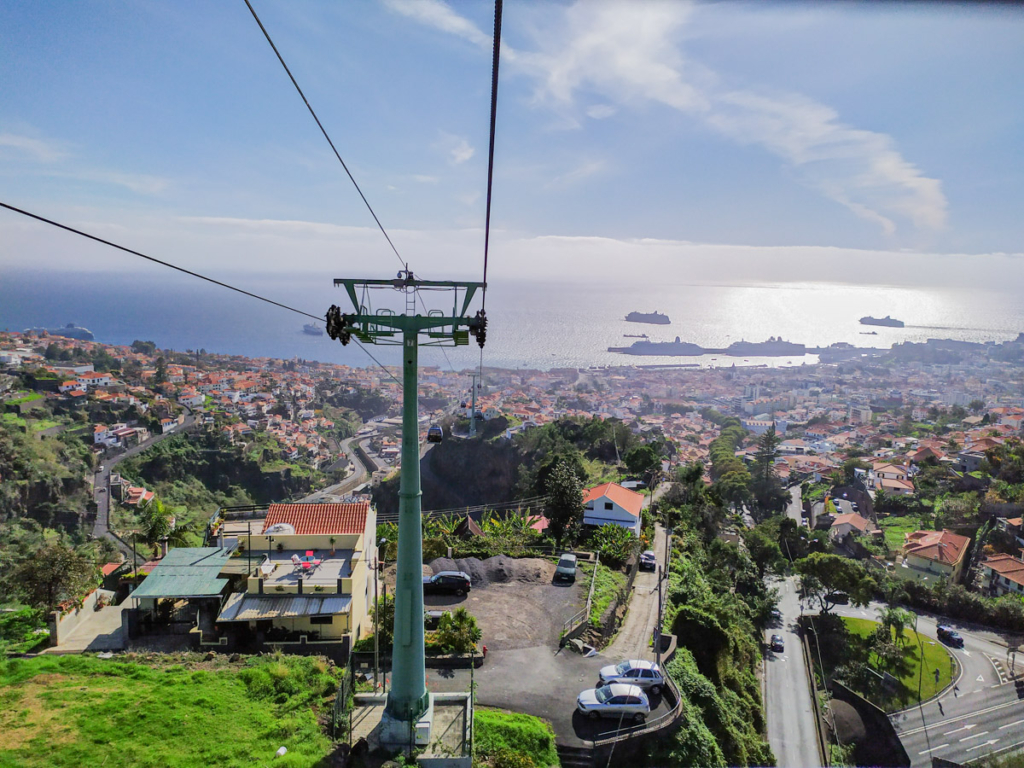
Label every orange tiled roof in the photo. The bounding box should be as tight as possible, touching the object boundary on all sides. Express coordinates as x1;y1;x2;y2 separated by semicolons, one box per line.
263;502;370;536
582;482;644;517
983;554;1024;587
903;529;970;566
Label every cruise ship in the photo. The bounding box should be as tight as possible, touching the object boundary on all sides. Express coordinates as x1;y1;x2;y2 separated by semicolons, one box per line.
303;323;324;336
26;323;95;341
860;315;904;328
625;311;670;325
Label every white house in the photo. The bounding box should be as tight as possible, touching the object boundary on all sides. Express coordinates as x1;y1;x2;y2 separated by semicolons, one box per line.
582;482;643;537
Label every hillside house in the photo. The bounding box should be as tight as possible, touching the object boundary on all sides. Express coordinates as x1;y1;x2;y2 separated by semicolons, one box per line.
215;502;376;654
582;482;643;537
980;553;1024;598
900;529;971;586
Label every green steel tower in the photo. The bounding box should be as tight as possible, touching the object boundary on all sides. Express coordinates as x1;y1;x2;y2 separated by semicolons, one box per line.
326;272;486;732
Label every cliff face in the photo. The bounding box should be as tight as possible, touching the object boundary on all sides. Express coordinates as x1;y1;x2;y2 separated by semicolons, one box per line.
373;432;520;516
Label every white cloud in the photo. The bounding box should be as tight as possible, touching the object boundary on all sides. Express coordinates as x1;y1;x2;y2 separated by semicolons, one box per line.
545;159;606;189
394;0;947;236
435;132;475;165
413;174;439;184
0;132;67;162
586;104;617;120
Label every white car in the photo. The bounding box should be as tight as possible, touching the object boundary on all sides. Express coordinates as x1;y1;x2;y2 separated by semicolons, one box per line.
576;683;650;722
598;659;665;694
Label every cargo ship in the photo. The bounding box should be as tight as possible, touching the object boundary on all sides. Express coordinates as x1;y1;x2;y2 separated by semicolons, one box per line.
625;311;670;325
303;323;324;336
26;323;95;341
860;315;904;328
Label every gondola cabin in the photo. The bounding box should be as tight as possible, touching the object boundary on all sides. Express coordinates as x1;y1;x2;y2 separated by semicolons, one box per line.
427;425;443;443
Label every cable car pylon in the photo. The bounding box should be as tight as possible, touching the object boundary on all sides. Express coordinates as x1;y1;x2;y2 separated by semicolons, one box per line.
326;270;485;746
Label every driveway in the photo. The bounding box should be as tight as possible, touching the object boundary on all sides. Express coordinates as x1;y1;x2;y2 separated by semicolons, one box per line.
424;569;672;746
44;604;125;653
605;524;667;661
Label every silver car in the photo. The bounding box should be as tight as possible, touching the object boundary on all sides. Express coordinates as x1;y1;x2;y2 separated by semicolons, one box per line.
576;683;650;722
598;659;665;694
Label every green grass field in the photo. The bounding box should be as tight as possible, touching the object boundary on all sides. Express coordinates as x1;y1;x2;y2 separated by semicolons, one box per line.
842;617;954;709
474;707;559;768
877;515;928;551
0;654;338;767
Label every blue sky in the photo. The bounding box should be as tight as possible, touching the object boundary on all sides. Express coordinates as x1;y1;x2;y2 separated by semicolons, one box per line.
1;0;1022;288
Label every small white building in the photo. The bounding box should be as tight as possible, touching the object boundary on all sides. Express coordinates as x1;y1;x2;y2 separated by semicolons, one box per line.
582;482;643;537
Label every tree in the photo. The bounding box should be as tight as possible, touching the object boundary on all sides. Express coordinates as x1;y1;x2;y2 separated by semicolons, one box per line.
969;399;985;413
374;592;395;652
131;339;157;355
8;542;97;611
750;425;787;518
625;444;661;481
795;553;876;614
154;356;167;385
714;470;752;512
434;607;482;653
744;527;785;579
546;459;585;549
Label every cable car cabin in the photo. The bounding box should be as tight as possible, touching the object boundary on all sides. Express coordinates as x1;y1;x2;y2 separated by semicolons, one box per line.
460;401;467;408
427;426;443;443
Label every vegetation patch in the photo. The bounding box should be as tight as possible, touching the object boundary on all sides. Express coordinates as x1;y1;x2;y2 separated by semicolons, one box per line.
585;562;627;626
0;653;338;767
473;707;558;768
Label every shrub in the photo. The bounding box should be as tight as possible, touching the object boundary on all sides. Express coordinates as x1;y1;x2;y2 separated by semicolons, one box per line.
474;708;557;768
584;524;637;567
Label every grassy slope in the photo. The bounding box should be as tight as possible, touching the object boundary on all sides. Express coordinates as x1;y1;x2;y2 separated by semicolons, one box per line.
0;655;336;768
877;515;927;551
473;707;559;768
843;617;954;708
585;563;627;625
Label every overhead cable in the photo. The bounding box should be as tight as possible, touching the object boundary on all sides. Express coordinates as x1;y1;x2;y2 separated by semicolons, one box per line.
242;0;406;271
0;201;403;388
481;0;503;311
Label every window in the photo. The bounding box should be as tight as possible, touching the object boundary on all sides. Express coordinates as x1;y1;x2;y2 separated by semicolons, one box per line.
604;502;614;510
310;615;334;625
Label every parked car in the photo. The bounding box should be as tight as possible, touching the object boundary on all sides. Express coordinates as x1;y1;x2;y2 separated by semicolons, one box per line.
576;683;650;722
770;634;784;652
937;625;964;648
555;553;578;582
598;659;665;694
770;608;782;623
423;571;472;596
826;591;850;605
639;551;657;571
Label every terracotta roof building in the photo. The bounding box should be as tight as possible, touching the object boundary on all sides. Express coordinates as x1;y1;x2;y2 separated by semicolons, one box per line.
262;502;370;536
901;529;971;585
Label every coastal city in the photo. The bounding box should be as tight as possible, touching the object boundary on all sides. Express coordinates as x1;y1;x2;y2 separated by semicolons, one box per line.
3;1;1023;767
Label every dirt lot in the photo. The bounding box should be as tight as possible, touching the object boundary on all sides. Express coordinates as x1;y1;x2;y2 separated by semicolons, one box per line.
385;556;585;650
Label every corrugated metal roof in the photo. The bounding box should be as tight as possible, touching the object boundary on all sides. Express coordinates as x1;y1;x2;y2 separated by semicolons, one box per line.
131;547;233;599
216;593;352;622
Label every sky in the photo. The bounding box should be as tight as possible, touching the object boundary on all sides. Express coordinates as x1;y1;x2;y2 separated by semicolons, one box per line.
1;0;1023;290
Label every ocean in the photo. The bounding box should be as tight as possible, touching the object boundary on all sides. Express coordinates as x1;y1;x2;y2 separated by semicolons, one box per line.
2;269;1022;372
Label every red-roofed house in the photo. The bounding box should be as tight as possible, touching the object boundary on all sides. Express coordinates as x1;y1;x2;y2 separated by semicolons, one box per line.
901;529;971;585
829;512;874;543
582;482;644;536
980;553;1024;597
263;502;371;537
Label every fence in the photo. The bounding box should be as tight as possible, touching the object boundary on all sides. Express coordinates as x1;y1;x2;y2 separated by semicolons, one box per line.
592;673;684;747
561;554;601;643
331;657;355;741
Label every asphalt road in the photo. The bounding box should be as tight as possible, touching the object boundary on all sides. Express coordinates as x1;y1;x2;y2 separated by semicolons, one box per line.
297;435;373;502
785;485;803;526
91;413;195;556
606;524;667;661
828;602;1024;766
766;576;824;768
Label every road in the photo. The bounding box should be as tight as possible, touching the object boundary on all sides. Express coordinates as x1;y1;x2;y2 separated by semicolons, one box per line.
765;576;824;768
785;485;803;526
606;524;667;661
91;413;195;557
829;602;1024;766
296;436;374;503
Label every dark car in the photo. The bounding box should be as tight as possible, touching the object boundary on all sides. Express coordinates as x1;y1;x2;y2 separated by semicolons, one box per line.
423;571;472;596
826;591;850;605
770;634;785;652
937;625;964;648
639;551;657;571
